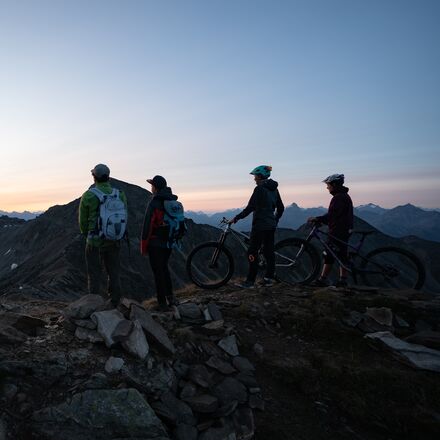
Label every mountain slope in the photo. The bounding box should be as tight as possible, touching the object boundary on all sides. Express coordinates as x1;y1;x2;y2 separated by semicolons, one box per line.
0;179;247;299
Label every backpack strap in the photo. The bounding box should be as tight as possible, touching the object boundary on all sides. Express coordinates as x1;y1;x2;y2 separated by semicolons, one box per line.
89;187;105;203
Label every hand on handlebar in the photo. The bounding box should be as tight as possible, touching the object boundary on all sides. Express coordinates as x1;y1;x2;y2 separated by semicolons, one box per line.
307;217;321;225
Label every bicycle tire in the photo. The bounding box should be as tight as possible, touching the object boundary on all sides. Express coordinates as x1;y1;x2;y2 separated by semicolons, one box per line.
186;242;234;289
360;247;425;290
274;238;321;285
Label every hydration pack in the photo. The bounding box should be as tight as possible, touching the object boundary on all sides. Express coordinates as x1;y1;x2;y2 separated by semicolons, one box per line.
89;187;127;240
163;200;186;248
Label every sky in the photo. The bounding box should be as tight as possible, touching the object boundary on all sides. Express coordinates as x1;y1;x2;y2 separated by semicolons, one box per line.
1;0;439;213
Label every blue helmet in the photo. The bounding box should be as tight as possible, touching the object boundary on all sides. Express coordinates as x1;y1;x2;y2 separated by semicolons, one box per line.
250;165;272;179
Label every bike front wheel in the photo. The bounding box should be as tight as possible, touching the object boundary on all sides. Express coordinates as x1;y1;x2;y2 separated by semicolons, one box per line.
274;238;321;285
360;247;425;290
186;242;234;289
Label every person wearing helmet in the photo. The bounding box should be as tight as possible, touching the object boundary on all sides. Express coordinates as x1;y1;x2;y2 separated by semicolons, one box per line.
229;165;284;288
308;174;353;287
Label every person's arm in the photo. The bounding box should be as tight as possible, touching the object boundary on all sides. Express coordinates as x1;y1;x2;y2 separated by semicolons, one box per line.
79;192;89;235
232;187;259;223
275;190;284;223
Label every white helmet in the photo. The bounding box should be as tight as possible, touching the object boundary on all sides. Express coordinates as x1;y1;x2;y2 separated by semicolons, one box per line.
323;174;344;185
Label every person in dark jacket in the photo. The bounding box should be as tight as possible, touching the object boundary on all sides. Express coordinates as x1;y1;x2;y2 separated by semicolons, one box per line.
141;175;179;310
229;165;284;288
308;173;354;287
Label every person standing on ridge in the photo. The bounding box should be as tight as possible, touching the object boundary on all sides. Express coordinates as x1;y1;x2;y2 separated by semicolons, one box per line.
79;164;128;306
229;165;284;288
308;173;354;287
141;175;181;310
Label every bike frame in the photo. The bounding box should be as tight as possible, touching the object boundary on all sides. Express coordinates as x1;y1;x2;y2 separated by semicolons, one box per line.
303;225;385;280
209;219;250;267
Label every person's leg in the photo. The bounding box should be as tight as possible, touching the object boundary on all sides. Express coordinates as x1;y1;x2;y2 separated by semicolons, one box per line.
314;239;335;285
246;229;264;284
335;235;349;286
85;244;101;295
162;248;178;306
102;243;121;306
148;246;168;307
262;229;276;279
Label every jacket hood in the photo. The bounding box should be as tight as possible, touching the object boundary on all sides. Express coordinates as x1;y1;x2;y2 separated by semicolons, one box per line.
261;178;278;191
330;185;349;196
155;186;178;201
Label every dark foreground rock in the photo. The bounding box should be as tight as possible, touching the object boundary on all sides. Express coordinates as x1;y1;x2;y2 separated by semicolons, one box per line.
32;389;169;440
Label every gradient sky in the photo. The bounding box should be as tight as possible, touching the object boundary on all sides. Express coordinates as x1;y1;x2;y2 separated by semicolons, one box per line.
1;0;439;213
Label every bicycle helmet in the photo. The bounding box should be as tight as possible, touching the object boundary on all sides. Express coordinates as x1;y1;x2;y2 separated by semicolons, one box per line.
323;173;344;185
250;165;272;179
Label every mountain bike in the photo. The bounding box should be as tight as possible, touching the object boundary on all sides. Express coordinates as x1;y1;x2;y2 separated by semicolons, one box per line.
186;220;425;290
186;218;321;289
285;224;424;290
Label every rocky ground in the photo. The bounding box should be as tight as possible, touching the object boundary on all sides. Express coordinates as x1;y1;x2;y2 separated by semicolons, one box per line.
1;283;440;440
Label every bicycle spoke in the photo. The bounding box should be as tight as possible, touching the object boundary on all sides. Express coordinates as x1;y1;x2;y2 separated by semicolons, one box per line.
274;239;320;284
360;247;424;290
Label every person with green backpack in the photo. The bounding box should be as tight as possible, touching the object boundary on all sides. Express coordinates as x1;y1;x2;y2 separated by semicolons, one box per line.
141;175;185;311
79;164;128;306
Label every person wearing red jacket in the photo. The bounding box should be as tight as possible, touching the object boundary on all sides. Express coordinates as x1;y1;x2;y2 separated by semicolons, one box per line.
308;173;354;287
140;175;179;310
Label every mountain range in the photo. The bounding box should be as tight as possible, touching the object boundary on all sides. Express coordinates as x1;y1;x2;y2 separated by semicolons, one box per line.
0;180;440;297
186;202;440;242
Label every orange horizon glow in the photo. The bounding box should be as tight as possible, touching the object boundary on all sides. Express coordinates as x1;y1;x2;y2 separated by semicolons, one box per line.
2;176;440;213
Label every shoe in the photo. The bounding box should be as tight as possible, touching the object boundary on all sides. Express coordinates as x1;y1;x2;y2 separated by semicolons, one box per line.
310;278;329;287
334;279;348;288
234;280;255;289
262;277;275;287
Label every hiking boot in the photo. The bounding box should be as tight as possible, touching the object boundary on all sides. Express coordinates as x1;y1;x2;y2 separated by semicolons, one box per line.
334;279;348;288
234;280;255;289
310;278;329;287
262;277;275;287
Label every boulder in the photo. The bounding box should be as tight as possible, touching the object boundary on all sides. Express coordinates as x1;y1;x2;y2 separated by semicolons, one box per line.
205;356;236;375
64;295;105;320
105;356;125;374
188;364;213;388
32;388;169;440
218;335;239;357
208;303;223;321
122;321;149;360
130;306;176;355
365;307;393;326
178;303;202;318
111;319;134;342
213;377;247;405
365;331;440;373
232;356;255;373
91;309;126;347
183;394;219;413
160;392;196;425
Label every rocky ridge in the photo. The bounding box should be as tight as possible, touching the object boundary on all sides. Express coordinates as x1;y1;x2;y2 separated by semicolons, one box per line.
1;283;440;439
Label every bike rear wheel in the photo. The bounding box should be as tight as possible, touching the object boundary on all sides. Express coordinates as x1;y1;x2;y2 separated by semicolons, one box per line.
274;238;321;284
360;247;425;290
186;242;234;289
